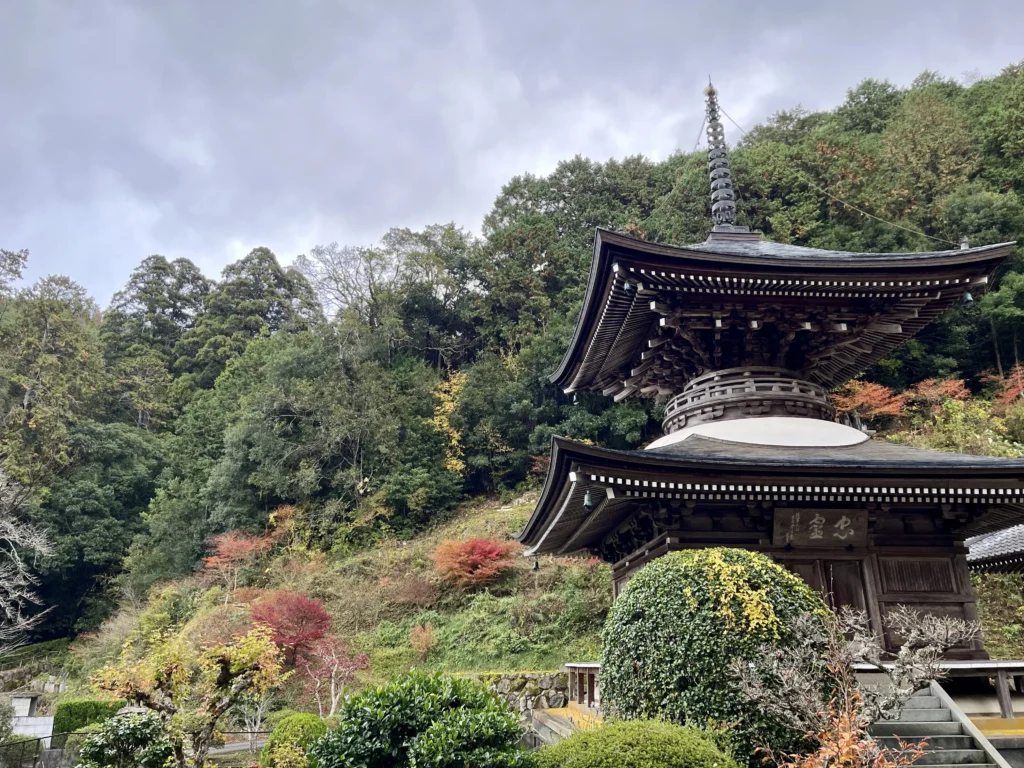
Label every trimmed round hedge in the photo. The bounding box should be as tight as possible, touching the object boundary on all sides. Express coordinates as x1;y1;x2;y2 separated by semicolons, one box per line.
260;714;328;768
310;672;531;768
536;720;738;768
600;548;828;763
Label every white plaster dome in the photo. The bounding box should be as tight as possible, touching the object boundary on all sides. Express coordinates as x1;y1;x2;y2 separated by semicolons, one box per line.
645;415;869;450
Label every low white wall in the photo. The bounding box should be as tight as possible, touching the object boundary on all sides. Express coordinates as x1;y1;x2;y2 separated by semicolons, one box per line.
11;715;53;747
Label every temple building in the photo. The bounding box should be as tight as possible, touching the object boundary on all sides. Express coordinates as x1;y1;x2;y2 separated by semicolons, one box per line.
515;85;1023;661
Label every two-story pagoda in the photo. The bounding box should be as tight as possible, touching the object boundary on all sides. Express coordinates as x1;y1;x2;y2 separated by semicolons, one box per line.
516;85;1022;660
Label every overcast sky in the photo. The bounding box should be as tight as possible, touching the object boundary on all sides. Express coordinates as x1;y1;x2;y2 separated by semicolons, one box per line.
2;0;1023;304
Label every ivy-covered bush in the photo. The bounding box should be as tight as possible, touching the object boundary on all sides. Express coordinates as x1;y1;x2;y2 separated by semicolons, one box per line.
600;548;828;763
261;713;328;768
77;712;172;768
535;720;738;768
310;672;531;768
52;698;127;747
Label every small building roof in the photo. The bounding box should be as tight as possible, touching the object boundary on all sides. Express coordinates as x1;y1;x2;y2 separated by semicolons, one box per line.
516;434;1024;556
967;526;1024;571
552;229;1015;395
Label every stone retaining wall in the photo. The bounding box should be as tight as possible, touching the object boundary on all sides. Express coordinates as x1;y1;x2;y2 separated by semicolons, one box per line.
469;671;569;715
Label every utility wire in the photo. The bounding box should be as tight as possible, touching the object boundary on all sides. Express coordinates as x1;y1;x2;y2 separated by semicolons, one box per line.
692;115;706;153
717;106;960;248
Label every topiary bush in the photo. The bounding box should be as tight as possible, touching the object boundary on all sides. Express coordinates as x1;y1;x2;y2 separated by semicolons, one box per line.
600;548;829;763
76;712;172;768
535;720;738;768
51;698;127;748
310;672;532;768
260;713;328;768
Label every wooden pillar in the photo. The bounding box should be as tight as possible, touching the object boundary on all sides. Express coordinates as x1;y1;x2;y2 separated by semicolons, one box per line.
997;670;1015;720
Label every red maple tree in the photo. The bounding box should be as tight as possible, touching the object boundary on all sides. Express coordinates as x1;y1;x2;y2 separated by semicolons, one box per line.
251;590;332;665
203;531;273;596
298;636;369;717
431;538;517;591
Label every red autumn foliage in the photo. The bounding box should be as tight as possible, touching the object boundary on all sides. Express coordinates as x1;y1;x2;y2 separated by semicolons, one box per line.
905;378;970;409
831;381;908;419
251;590;332;665
202;530;273;593
991;364;1024;410
431;538;517;590
529;454;550;476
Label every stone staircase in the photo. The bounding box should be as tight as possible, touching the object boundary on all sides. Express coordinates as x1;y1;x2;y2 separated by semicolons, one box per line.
869;687;1001;768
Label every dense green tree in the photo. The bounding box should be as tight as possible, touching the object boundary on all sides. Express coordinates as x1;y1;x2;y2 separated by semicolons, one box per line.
101;255;212;367
173;248;322;393
0;276;104;491
30;421;163;634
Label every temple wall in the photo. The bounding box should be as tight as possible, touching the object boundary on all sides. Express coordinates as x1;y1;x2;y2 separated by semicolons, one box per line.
608;503;985;658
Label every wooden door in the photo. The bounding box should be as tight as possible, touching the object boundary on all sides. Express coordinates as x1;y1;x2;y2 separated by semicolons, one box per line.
783;558;867;612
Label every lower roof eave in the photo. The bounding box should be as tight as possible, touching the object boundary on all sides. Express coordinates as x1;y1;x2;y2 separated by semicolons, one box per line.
515;435;1024;553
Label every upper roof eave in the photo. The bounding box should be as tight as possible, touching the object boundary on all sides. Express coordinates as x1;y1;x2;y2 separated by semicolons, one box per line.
549;228;1017;389
596;228;1017;268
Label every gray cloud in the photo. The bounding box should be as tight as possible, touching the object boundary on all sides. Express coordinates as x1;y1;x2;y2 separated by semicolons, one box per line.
2;0;1022;303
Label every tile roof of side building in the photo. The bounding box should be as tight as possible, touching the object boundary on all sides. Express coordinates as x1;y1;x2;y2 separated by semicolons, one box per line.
967;525;1024;570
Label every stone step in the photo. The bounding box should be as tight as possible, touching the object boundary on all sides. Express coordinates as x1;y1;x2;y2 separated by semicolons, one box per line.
920;765;995;768
531;711;576;743
870;721;964;737
885;708;952;722
903;696;942;709
913;750;987;765
876;736;976;750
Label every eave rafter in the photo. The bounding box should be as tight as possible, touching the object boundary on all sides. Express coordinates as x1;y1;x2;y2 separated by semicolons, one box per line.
572;257;996;399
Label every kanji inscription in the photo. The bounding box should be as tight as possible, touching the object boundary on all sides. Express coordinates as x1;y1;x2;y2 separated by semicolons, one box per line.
773;509;868;548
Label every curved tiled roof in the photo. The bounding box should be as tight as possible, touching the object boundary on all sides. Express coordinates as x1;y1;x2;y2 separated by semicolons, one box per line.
551;229;1016;394
686;237;1015;262
515;434;1024;555
967;526;1024;570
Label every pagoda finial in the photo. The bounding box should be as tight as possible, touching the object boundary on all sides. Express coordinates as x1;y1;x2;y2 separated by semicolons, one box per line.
704;82;738;228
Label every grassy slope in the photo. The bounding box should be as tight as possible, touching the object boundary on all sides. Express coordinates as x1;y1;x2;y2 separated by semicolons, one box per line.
66;492;612;700
275;491;611;684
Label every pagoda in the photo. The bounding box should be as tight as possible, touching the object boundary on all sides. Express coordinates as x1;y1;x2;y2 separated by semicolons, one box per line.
515;85;1023;660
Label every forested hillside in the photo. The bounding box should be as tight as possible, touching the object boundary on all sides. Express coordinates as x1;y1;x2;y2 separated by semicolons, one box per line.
2;62;1024;643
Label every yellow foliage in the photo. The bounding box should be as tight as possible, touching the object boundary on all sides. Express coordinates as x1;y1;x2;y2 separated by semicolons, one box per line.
429;370;467;473
703;549;782;639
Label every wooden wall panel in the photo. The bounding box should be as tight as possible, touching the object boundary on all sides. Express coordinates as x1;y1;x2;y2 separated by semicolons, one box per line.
878;557;955;594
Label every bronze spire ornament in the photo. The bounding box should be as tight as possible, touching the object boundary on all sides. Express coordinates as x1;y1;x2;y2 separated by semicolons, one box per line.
704;82;738;229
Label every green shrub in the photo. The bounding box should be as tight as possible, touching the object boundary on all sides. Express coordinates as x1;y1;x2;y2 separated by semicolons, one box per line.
77;712;172;768
374;620;406;648
600;548;828;764
310;672;532;768
52;699;127;748
0;638;71;669
536;720;738;768
260;714;328;768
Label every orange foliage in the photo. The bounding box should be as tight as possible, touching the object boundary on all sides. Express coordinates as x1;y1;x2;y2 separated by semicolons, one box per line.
831;381;908;419
202;531;274;594
431;538;518;591
266;504;299;544
992;364;1024;410
905;378;969;408
409;623;436;661
775;694;926;768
